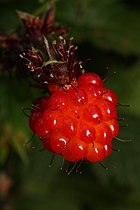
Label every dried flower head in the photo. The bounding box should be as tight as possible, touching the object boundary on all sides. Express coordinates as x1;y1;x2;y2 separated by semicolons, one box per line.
21;36;85;91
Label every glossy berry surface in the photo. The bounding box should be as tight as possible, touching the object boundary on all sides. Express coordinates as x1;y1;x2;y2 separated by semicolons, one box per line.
29;72;120;163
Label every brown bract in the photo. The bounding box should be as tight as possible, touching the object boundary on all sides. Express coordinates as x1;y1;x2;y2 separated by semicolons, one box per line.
0;1;68;77
16;2;68;39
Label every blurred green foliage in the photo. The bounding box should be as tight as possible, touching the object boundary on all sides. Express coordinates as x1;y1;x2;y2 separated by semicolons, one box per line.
0;0;140;210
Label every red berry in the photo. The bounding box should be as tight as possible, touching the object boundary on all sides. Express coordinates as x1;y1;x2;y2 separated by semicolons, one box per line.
101;88;118;105
98;99;118;120
77;72;104;87
43;109;63;131
79;122;96;144
50;132;69;155
61;117;77;138
41;134;54;152
29;112;49;137
68;87;88;105
63;139;87;162
86;142;105;162
70;139;87;161
48;90;68;112
104;143;112;157
29;72;120;164
63;145;77;162
83;103;103;124
106;119;120;138
81;84;102;101
95;123;112;145
29;97;50;137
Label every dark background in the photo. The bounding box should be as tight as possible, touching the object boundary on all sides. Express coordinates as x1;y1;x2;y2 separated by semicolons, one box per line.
0;0;140;210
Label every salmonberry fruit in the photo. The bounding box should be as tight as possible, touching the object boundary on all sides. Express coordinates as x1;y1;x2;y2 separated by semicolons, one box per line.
29;71;120;164
23;36;120;166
